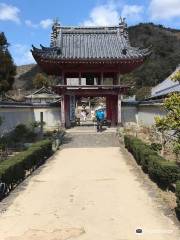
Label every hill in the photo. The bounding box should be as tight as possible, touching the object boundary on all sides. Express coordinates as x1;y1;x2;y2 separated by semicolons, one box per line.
122;23;180;99
14;64;42;90
14;23;180;99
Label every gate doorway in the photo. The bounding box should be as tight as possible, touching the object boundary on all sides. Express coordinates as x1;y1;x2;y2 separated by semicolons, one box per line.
55;84;124;129
62;92;119;128
75;96;106;127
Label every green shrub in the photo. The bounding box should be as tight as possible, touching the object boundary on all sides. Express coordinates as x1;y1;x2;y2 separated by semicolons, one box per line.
138;147;155;173
124;135;180;189
10;124;37;144
0;139;52;191
175;181;180;219
148;158;180;188
150;143;162;152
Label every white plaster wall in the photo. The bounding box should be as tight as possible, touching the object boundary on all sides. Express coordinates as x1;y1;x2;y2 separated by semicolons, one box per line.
34;107;61;130
0;103;167;133
137;105;166;126
121;106;138;124
0;106;61;134
121;104;167;126
0;107;35;135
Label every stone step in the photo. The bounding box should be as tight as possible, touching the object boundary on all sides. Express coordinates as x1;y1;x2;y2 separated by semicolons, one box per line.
66;127;117;134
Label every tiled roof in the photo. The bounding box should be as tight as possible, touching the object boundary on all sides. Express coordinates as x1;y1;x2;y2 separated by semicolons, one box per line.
151;65;180;98
32;22;151;61
25;86;60;99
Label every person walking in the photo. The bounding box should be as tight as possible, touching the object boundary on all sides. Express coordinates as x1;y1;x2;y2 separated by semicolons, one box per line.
96;108;105;132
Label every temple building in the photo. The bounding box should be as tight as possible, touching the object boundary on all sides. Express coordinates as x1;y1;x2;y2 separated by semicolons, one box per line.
150;65;180;99
32;18;150;128
25;87;61;105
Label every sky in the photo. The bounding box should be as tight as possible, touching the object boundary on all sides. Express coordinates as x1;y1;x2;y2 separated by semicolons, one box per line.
0;0;180;66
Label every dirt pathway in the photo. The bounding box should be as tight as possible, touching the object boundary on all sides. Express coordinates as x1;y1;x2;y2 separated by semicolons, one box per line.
0;133;179;239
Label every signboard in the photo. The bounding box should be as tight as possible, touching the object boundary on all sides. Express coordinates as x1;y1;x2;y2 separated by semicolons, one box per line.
69;95;76;121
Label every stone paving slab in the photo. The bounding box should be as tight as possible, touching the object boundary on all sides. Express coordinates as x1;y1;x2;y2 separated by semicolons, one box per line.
62;132;120;148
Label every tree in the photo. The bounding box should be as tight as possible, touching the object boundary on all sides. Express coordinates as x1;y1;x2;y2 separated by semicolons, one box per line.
155;93;180;160
33;73;50;88
135;86;151;100
171;70;180;83
0;32;16;93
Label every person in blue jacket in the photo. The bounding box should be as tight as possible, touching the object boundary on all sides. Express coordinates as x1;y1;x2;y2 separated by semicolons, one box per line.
96;108;105;132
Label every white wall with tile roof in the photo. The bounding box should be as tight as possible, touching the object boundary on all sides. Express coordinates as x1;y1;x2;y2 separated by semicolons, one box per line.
0;105;61;134
151;65;180;98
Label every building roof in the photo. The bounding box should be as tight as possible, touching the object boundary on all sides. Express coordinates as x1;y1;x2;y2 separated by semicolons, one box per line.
32;19;151;64
151;65;180;98
25;86;61;99
0;94;17;103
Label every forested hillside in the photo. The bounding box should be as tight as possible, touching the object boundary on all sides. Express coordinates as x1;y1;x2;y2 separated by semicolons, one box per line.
14;64;40;89
14;23;180;99
122;23;180;99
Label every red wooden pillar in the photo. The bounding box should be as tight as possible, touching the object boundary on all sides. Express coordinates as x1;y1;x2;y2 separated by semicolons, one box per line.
112;95;118;126
64;95;71;128
106;95;118;126
106;95;111;122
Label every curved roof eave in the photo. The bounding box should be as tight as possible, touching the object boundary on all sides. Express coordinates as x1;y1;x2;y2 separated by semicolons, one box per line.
31;48;149;62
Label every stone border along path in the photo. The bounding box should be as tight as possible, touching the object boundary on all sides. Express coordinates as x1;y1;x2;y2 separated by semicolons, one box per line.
0;131;180;240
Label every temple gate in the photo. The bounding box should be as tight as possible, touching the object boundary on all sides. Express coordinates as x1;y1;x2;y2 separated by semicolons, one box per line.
32;18;150;128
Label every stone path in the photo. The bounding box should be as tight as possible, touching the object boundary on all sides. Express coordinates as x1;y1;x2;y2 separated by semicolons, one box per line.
0;131;180;240
63;132;119;148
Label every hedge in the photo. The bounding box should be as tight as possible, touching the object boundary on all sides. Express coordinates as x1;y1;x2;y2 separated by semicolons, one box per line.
0;139;53;192
124;135;180;189
176;181;180;219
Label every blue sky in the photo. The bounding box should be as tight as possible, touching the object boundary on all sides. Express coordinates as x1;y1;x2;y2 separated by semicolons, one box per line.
0;0;180;66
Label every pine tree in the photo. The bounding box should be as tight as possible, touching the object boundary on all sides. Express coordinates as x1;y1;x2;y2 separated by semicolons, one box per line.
0;32;16;93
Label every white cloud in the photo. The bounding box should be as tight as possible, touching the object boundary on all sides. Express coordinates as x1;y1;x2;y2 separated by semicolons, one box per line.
25;18;53;29
11;44;35;66
82;1;144;26
40;19;53;29
82;2;119;26
121;5;143;22
25;20;38;28
0;3;20;23
149;0;180;20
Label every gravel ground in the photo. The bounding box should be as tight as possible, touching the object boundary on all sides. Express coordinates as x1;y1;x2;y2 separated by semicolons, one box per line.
0;132;179;240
